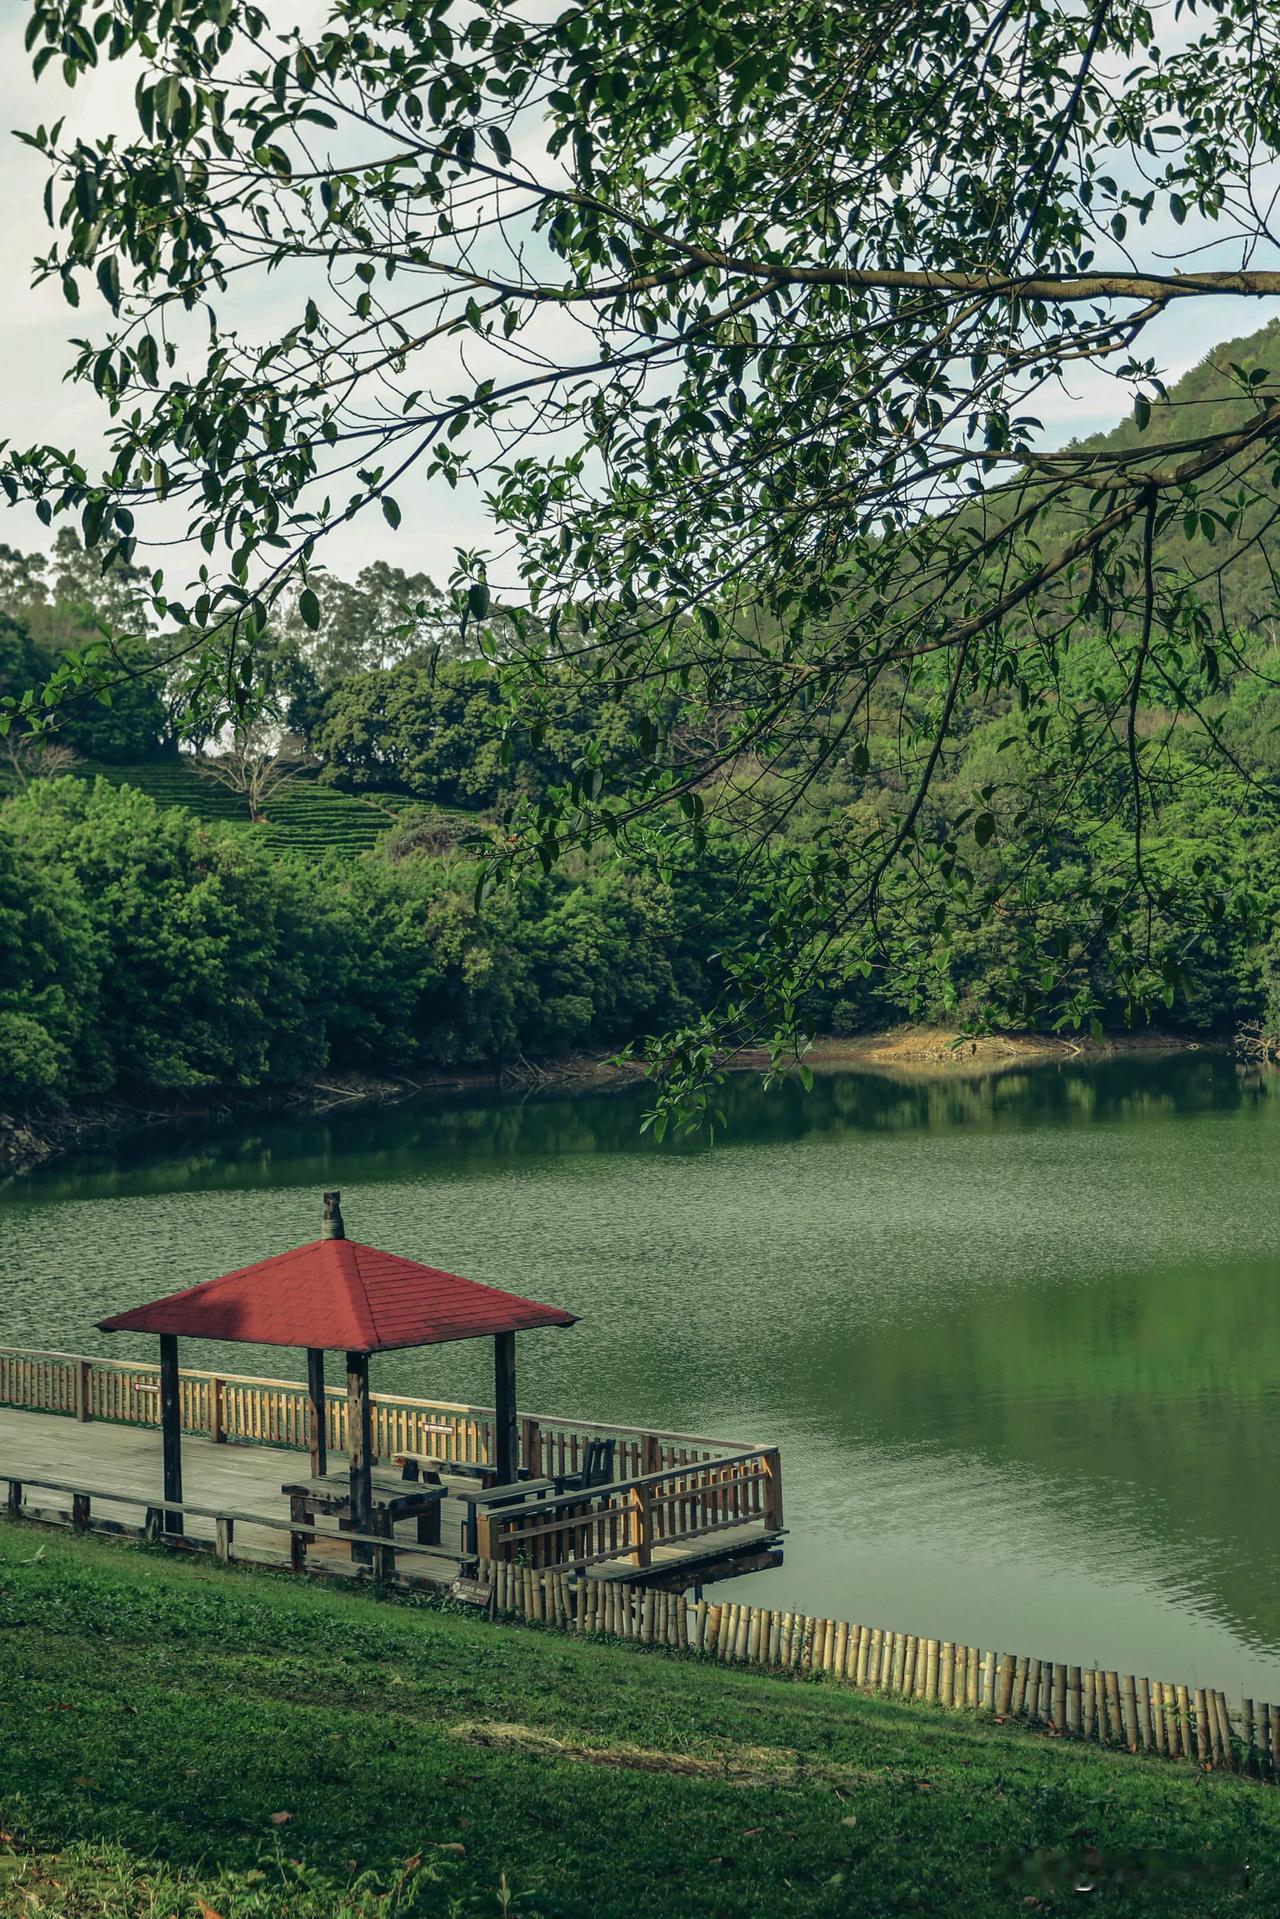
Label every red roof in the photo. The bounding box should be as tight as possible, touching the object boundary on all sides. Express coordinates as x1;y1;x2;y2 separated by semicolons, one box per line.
96;1238;577;1353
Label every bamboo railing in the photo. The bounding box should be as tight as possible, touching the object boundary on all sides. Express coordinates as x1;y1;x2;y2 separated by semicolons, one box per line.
0;1344;756;1484
484;1559;1279;1784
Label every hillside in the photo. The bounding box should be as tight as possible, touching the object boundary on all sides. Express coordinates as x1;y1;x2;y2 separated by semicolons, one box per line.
0;1526;1274;1918
73;757;402;856
1042;314;1280;635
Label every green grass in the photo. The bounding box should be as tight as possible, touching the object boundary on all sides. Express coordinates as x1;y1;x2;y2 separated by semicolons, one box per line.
73;758;401;855
1;1529;1277;1917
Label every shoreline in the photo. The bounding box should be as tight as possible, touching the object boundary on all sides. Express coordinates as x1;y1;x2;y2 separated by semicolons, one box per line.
0;1054;638;1178
0;1025;1232;1175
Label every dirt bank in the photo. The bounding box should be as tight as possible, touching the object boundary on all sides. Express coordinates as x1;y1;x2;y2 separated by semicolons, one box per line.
806;1025;1215;1074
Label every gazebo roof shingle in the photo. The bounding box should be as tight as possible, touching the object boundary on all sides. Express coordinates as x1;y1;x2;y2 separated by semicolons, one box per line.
96;1237;577;1353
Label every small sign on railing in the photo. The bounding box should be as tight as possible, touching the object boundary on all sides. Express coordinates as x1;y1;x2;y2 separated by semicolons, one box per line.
448;1573;494;1609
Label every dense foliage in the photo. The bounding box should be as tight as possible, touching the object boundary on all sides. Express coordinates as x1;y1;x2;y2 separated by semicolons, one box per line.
8;600;1280;1110
13;0;1280;1127
0;775;709;1106
0;534;169;763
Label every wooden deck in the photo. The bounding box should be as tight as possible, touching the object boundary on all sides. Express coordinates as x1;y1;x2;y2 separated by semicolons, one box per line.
0;1404;781;1591
0;1405;465;1579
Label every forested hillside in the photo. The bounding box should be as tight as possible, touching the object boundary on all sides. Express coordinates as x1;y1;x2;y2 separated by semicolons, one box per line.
1025;316;1280;636
6;331;1280;1112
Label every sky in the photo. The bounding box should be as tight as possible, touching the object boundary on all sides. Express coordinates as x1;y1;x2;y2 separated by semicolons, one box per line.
0;7;1276;595
0;4;486;590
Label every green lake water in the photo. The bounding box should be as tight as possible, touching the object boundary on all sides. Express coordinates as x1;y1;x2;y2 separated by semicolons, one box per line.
3;1052;1280;1700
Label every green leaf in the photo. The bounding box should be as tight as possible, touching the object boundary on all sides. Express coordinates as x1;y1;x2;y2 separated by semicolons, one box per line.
95;254;120;312
299;587;321;631
381;497;401;529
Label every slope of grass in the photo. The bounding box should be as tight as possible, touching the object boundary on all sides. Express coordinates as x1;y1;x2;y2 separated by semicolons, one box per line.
1;1526;1276;1918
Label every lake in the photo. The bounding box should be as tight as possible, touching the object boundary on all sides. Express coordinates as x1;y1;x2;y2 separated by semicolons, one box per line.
3;1050;1279;1700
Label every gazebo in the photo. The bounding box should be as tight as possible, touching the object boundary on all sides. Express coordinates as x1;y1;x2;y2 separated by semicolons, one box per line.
96;1191;577;1544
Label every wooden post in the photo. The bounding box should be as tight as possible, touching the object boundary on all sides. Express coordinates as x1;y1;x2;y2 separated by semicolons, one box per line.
631;1481;652;1567
761;1447;783;1531
494;1332;518;1487
289;1492;308;1573
216;1516;234;1563
74;1358;91;1422
159;1333;183;1537
323;1189;346;1239
373;1509;396;1591
209;1375;226;1444
520;1414;542;1479
5;1479;21;1518
346;1349;373;1566
306;1347;327;1478
72;1491;90;1532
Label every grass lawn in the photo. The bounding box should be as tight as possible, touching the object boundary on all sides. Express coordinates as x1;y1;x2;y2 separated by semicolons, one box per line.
1;1526;1276;1917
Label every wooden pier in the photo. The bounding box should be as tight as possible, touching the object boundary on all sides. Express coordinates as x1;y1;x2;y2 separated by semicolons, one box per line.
0;1347;783;1593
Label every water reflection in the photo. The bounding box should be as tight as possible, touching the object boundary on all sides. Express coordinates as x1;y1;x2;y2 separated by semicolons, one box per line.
3;1051;1280;1696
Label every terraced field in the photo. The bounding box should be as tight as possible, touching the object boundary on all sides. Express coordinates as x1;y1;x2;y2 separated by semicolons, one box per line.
73;756;399;855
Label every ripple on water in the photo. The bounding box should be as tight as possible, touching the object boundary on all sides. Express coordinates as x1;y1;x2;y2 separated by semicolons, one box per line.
3;1053;1280;1695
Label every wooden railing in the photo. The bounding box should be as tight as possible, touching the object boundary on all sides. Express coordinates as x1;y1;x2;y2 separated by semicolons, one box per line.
2;1470;443;1588
0;1345;757;1483
476;1448;783;1572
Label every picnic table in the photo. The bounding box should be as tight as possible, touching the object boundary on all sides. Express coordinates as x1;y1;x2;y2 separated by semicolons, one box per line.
281;1470;446;1571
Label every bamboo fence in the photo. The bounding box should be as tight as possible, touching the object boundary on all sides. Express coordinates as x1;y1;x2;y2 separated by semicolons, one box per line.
474;1558;1280;1784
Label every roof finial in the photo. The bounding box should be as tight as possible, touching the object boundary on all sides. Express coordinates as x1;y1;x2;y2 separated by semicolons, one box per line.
322;1190;346;1241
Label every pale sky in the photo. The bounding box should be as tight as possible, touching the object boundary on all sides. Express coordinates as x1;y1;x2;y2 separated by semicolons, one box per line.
1;7;1276;595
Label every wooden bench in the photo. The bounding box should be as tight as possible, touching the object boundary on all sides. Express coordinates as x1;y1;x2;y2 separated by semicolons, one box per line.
394;1451;497;1487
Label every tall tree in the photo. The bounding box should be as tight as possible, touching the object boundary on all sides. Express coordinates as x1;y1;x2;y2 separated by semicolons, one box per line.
10;0;1280;1116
